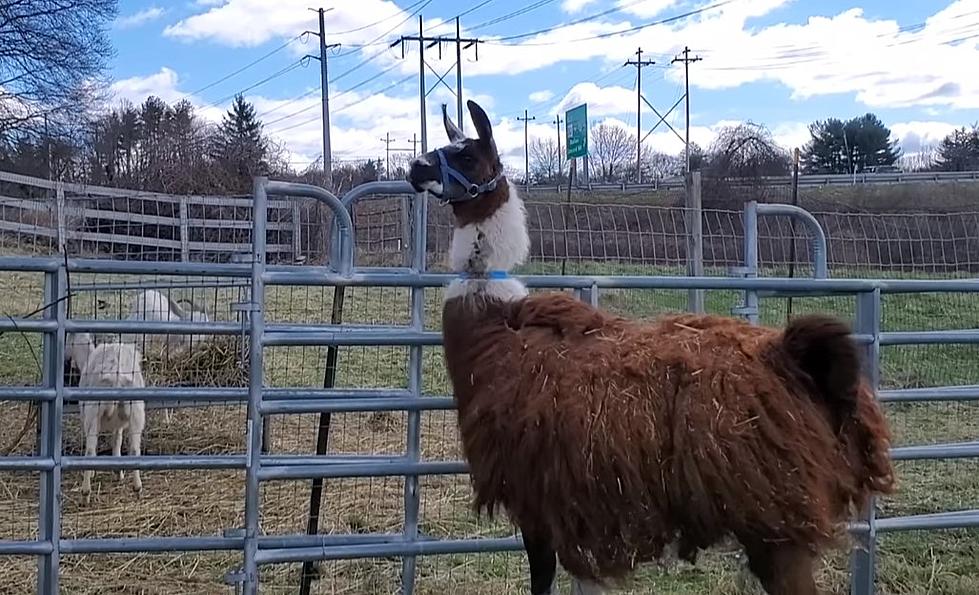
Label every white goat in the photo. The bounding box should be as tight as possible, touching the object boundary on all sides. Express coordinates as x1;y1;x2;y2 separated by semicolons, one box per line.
123;289;210;424
66;332;146;501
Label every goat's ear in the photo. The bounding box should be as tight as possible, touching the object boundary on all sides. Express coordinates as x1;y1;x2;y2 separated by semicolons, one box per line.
442;104;465;143
467;100;495;151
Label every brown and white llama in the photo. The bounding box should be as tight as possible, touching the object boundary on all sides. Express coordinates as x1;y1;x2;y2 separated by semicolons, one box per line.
407;100;895;595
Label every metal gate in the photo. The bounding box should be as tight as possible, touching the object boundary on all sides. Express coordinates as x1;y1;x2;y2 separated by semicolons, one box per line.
0;178;978;594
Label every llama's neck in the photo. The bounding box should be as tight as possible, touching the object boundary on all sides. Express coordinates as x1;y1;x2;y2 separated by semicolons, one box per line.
444;181;530;302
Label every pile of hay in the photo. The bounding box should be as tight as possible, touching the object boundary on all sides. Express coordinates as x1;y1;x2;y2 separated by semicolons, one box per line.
143;335;249;387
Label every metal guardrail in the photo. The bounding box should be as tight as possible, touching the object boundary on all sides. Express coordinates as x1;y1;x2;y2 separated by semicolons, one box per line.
519;169;979;193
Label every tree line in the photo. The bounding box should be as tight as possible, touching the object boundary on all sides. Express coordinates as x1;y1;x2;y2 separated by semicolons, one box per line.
2;0;977;196
526;116;979;185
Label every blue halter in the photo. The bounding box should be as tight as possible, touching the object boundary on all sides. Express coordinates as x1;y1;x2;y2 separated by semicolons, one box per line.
457;270;510;280
436;148;504;203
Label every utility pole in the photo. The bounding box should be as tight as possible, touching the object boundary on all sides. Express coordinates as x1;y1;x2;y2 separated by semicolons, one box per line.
672;46;701;175
393;18;481;152
455;17;464;132
380;133;396;179
409;133;419;155
625;47;656;184
553;114;563;182
518;109;535;188
305;7;340;190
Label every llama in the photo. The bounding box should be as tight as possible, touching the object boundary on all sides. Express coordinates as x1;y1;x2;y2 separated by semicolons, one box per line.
123;289;210;423
66;332;147;501
407;100;896;595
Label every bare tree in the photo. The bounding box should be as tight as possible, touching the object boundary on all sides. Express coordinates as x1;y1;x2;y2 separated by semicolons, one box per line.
705;121;791;179
589;122;633;183
0;0;117;136
529;137;564;184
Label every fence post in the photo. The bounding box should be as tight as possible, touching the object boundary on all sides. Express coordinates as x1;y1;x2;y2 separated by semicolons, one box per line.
400;195;411;266
179;197;190;262
37;266;66;593
850;289;881;595
292;199;302;263
685;171;704;313
54;181;66;253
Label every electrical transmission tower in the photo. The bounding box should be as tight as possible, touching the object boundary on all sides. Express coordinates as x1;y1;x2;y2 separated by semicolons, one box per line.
672;46;702;174
518;109;535;188
392;16;481;152
305;7;341;190
553;114;563;181
624;47;656;184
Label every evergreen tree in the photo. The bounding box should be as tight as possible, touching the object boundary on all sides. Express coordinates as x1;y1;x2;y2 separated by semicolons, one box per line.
934;125;979;172
212;94;269;190
801;113;900;174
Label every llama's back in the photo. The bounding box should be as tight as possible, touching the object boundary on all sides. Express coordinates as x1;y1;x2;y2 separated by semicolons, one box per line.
442;292;894;581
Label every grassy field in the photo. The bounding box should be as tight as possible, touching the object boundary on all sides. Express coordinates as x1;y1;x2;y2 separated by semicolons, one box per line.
0;260;977;594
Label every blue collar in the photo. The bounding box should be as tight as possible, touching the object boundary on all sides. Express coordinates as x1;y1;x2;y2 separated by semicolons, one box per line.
458;270;509;280
437;148;504;203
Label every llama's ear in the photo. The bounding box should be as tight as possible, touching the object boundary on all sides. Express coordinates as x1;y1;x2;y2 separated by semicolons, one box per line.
467;100;496;151
442;104;465;143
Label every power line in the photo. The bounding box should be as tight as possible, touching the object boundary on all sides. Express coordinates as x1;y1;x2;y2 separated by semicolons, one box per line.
333;0;433;58
487;0;735;46
184;35;302;100
263;62;401;128
328;0;430;36
204;59;309;109
266;73;414;135
457;0;497;19
488;0;674;43
469;0;559;31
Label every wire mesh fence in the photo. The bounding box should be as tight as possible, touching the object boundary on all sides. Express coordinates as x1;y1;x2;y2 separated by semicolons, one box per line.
1;171;979;593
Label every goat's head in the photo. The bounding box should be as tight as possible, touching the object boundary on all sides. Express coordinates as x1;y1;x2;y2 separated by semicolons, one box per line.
65;332;94;372
408;100;504;206
173;298;209;322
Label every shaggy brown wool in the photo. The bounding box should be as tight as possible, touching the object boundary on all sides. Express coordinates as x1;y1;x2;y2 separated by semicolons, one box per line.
441;291;895;584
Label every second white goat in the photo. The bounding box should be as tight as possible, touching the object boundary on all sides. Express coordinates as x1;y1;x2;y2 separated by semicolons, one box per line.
66;332;146;501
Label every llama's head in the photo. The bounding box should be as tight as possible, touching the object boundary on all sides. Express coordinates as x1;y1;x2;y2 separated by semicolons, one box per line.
408;99;503;206
408;100;530;278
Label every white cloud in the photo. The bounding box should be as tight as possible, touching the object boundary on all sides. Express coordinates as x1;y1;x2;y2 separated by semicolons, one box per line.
619;0;679;19
561;0;599;13
115;7;166;29
890;121;960;153
529;90;554;103
554;82;634;117
165;0;412;48
110;68;184;104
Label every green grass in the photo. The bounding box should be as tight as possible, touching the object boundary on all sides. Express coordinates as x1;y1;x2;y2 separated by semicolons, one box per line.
0;262;977;594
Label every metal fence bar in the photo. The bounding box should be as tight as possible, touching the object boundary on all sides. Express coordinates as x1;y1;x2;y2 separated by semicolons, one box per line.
401;189;427;595
242;177;268;595
850;289;881;595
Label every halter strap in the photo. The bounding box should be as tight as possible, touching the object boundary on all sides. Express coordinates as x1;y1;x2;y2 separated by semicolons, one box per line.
437;149;504;203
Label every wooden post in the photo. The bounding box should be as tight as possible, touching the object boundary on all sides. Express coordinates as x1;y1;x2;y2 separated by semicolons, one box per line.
179;197;190;262
54;181;66;253
685;170;704;313
292;199;303;263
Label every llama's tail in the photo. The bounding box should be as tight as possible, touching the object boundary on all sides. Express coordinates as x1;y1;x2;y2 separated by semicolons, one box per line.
777;314;895;495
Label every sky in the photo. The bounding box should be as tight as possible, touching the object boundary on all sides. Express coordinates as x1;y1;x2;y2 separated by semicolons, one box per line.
107;0;979;171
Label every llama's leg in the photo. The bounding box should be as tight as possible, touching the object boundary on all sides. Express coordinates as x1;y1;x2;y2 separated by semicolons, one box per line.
570;579;605;595
742;540;819;595
112;427;124;482
524;532;556;595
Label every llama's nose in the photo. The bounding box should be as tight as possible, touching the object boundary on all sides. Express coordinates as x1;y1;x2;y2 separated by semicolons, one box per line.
408;154;439;190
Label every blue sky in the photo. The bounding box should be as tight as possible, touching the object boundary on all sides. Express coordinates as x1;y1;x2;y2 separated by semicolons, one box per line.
108;0;979;169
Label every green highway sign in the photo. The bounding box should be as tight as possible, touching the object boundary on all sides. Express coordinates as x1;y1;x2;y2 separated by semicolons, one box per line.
565;103;588;159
